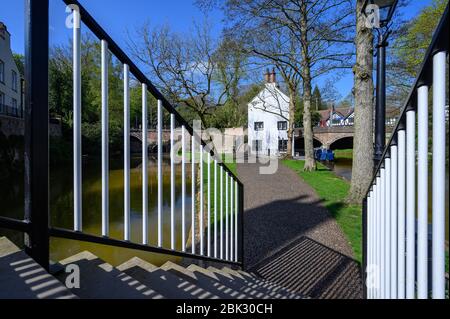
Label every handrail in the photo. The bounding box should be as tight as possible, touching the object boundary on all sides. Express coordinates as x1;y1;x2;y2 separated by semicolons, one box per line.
0;0;244;272
365;3;449;198
363;4;449;300
63;0;242;185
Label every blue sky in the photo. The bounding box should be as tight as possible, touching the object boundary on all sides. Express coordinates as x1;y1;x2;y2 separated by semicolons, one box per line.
1;0;433;99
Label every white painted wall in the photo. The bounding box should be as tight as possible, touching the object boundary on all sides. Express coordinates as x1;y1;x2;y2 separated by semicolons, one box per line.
248;83;290;156
0;22;21;116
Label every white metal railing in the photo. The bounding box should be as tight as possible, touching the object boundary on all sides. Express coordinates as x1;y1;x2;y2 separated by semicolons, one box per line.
64;0;243;265
364;5;448;299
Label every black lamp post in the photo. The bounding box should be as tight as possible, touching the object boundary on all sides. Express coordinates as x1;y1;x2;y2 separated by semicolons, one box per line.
362;0;398;168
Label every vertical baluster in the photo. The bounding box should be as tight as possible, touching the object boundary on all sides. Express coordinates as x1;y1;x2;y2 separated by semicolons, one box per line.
181;126;186;252
73;8;82;232
101;40;109;237
380;167;385;299
230;178;234;261
191;135;196;254
225;173;229;260
220;165;223;259
369;192;375;299
390;144;398;299
207;153;211;257
170;114;175;250
235;180;238;262
123;64;130;241
142;84;148;244
370;190;372;299
376;176;381;299
214;159;218;258
199;145;204;255
372;191;376;299
157;100;163;247
385;158;391;299
406;109;416;299
432;51;446;299
372;185;377;298
369;191;374;299
417;85;428;299
397;129;406;299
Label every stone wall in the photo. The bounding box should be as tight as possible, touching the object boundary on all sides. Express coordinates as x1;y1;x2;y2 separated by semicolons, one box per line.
0;115;62;137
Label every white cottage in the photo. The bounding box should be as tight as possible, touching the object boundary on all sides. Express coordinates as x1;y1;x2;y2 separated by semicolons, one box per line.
248;69;290;156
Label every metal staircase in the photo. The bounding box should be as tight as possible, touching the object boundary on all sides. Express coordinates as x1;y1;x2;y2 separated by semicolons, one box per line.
0;237;303;299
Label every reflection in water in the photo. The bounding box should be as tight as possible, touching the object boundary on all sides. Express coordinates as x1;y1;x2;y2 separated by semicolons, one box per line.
0;155;194;267
49;156;193;266
326;157;449;243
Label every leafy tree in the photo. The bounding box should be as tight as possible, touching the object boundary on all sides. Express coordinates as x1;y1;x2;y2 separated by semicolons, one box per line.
224;0;355;171
13;54;25;76
48;34;149;157
393;0;447;77
312;85;327;111
388;0;447;106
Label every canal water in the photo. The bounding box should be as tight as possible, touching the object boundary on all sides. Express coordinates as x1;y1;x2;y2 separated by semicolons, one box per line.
325;157;449;243
1;156;194;267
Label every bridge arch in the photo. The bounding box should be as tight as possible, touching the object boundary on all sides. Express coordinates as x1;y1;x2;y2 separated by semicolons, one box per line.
329;136;354;150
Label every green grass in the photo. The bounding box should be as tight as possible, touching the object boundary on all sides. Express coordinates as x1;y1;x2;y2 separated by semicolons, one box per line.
334;149;353;160
200;156;238;226
283;159;362;263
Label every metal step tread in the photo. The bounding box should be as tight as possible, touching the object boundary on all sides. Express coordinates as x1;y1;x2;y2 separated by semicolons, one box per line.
214;266;304;299
161;261;250;299
117;257;218;299
204;266;287;299
55;251;163;299
186;264;271;298
0;237;77;299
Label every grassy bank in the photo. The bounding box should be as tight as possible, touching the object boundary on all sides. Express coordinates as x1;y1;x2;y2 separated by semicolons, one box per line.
283;159;362;263
200;157;238;226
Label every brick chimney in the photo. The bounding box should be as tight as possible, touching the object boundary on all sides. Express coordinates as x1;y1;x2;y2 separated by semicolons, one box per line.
264;68;270;83
270;67;276;83
0;22;11;47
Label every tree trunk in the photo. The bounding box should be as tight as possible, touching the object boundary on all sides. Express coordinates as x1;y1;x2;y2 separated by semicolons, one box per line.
302;76;316;171
300;3;316;172
185;164;207;254
286;87;297;158
347;0;374;204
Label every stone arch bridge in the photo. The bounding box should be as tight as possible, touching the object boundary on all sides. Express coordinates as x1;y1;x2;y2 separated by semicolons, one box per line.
294;126;355;150
131;126;358;153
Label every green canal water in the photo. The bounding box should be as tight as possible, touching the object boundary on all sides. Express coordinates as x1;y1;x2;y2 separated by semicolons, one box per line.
1;156;194;266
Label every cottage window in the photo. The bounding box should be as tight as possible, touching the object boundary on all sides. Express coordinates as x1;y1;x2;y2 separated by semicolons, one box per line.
277;121;287;130
12;70;17;91
254;122;264;131
278;139;287;153
0;60;4;83
252;140;262;152
0;91;4;112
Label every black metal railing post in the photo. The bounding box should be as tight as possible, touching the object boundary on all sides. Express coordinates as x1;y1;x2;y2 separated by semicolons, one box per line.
374;32;387;168
23;0;50;270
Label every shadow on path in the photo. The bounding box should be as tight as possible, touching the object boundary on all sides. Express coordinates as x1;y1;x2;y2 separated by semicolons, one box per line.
250;236;363;299
237;162;362;299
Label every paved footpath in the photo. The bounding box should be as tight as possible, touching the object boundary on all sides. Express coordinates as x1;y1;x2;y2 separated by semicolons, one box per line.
237;162;363;299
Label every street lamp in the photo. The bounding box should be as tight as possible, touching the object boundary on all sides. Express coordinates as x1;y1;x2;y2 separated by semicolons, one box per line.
362;0;398;168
